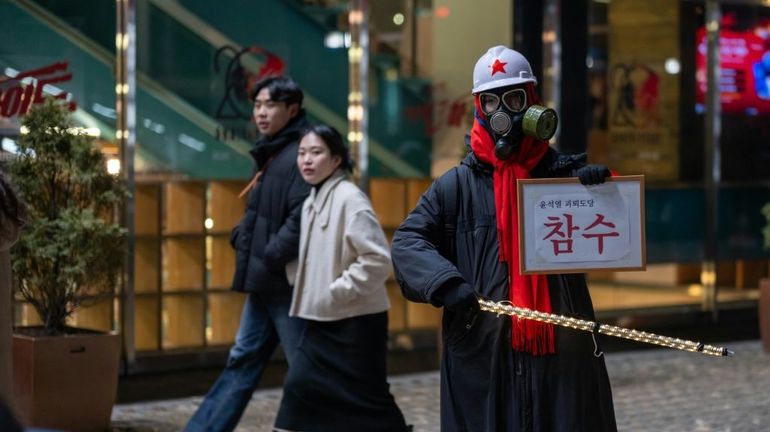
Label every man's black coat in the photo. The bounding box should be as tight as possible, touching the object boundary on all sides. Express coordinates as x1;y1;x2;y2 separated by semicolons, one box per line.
392;146;617;432
231;113;311;294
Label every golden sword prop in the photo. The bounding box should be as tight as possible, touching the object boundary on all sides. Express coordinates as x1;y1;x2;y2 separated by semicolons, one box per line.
478;299;734;357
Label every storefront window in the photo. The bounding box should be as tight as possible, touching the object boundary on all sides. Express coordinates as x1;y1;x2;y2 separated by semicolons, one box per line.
2;0;445;364
584;0;770;315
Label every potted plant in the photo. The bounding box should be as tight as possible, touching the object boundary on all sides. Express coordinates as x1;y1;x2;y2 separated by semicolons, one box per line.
7;99;127;430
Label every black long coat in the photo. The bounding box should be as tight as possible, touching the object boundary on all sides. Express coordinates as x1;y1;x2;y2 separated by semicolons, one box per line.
391;147;617;432
231;113;311;294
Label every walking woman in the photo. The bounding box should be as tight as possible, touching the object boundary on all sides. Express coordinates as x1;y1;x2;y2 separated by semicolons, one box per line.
273;125;409;432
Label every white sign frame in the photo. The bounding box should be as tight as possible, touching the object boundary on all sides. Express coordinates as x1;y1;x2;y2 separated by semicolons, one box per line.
517;175;646;274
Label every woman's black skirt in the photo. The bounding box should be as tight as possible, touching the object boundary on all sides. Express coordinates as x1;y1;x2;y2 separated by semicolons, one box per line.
274;311;408;432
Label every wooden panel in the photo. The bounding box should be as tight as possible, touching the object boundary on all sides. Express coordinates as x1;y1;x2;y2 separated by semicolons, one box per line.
586;270;616;283
613;263;679;286
135;239;159;294
717;261;736;287
369;178;407;229
209;237;235;289
135;297;159;352
611;263;703;286
164;182;205;234
207;293;246;346
163;238;204;291
68;300;112;332
387;281;406;331
406;179;433;211
383;228;396;281
14;303;42;326
735;260;769;289
209;181;246;234
676;263;702;285
406;300;442;329
134;184;160;235
162;295;203;349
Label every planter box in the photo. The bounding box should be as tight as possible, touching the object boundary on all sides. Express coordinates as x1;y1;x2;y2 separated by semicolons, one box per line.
13;329;120;431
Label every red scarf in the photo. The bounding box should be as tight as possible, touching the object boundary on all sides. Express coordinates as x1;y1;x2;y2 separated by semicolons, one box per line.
470;84;554;355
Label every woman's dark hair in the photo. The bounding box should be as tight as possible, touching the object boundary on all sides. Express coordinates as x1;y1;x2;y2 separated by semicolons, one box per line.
249;76;304;108
301;124;354;173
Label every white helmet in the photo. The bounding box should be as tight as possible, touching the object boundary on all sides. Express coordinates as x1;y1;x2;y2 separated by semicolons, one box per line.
472;46;537;94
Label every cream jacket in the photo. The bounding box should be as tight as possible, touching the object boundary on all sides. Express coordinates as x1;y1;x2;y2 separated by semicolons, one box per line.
288;170;391;321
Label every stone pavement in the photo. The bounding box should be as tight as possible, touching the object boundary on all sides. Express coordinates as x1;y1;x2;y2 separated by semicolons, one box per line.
111;340;769;431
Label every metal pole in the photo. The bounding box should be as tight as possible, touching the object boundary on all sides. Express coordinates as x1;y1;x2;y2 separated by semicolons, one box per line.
703;0;721;319
349;0;369;192
544;0;561;139
116;0;137;370
410;0;417;77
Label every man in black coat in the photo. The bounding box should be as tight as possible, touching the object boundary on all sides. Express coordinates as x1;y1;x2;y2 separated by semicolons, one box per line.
391;46;617;431
186;76;311;432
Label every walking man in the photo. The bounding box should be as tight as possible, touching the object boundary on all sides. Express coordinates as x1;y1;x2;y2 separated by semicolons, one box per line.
185;76;311;432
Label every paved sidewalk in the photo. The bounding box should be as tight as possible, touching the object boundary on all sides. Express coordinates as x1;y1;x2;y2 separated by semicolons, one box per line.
111;340;768;431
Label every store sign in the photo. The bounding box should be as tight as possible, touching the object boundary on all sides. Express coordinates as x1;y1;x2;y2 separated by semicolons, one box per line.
608;0;680;181
0;62;76;117
695;13;770;115
517;176;646;274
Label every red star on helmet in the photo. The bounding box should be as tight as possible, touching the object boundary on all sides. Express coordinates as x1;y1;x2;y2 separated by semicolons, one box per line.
490;59;508;76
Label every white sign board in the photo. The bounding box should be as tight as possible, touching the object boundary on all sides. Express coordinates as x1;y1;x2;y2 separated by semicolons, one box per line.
517;175;646;274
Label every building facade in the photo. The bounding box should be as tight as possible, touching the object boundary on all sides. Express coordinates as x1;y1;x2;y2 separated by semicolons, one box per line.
2;0;769;372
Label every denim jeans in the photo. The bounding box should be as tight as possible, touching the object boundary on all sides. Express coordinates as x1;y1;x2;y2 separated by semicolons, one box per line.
184;291;304;432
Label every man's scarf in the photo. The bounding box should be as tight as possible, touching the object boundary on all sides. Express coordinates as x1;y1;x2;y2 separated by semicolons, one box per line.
469;84;555;355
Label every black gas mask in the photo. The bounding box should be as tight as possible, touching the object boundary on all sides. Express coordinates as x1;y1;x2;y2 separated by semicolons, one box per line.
478;87;559;160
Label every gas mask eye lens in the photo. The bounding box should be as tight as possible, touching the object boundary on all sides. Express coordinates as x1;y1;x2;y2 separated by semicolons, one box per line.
502;88;527;113
479;93;500;115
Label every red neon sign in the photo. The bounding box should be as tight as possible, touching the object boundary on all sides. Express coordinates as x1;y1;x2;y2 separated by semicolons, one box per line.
0;62;77;117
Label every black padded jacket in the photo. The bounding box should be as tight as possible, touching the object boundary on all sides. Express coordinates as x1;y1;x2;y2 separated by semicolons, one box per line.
391;145;617;432
231;113;311;294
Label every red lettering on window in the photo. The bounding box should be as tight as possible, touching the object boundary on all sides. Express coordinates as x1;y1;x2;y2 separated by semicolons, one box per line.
0;62;76;117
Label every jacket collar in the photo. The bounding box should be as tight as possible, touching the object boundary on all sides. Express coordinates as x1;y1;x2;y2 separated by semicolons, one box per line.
461;135;494;176
307;169;346;228
249;110;309;168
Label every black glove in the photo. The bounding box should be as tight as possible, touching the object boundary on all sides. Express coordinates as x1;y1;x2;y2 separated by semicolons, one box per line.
434;278;479;313
575;164;611;185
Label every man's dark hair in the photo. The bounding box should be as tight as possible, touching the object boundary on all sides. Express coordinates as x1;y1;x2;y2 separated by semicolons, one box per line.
250;76;304;108
301;124;354;173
